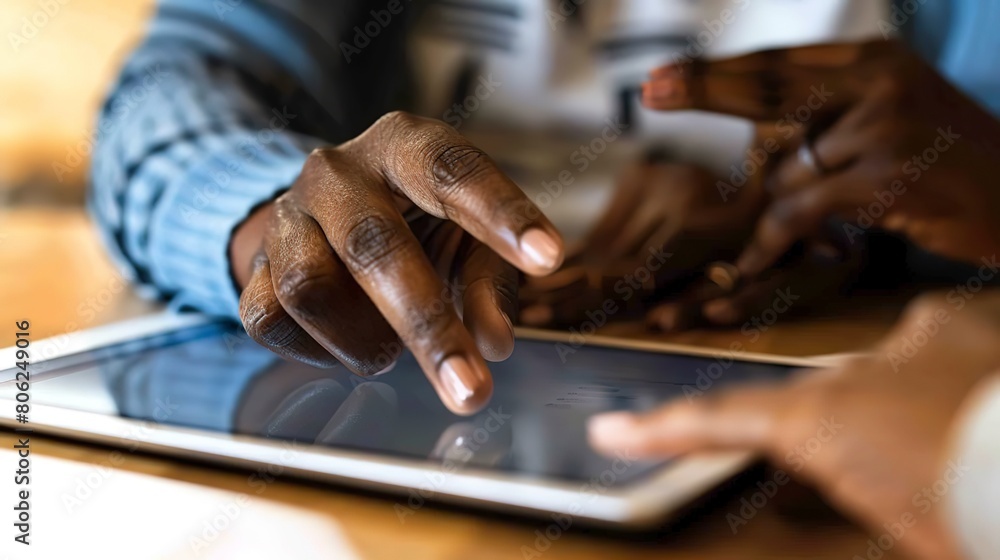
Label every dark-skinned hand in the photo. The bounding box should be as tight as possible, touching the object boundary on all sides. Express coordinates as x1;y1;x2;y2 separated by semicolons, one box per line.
229;111;565;415
519;156;861;332
643;39;1000;283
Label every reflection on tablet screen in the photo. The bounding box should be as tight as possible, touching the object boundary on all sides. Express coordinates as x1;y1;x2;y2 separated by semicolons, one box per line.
3;323;797;487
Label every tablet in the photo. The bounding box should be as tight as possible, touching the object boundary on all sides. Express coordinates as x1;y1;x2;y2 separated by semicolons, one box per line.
0;313;818;528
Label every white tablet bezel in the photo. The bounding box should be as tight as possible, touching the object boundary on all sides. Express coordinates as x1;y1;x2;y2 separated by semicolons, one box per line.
0;312;825;528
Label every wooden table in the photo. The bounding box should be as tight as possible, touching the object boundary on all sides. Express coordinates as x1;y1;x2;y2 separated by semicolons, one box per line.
0;208;911;559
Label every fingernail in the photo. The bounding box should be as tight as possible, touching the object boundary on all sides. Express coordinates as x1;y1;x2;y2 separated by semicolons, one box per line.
439;355;483;406
706;261;741;292
520;228;563;271
588;412;638;451
374;361;397;376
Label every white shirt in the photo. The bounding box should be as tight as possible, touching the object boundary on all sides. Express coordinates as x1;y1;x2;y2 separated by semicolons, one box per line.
409;0;888;238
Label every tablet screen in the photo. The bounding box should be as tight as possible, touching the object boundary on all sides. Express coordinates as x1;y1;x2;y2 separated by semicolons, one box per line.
2;323;798;486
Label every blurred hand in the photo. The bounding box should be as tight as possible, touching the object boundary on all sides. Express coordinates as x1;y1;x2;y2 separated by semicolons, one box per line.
643;40;1000;283
520;157;862;331
229;111;565;415
589;292;1000;560
576;158;762;268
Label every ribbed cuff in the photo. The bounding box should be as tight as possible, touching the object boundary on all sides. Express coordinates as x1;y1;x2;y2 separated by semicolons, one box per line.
149;131;315;318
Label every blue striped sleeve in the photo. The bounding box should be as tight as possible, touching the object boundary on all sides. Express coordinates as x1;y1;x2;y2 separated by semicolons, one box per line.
88;41;322;318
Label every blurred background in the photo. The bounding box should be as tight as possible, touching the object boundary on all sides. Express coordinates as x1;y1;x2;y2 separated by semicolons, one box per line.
0;0;156;337
0;0;909;344
1;0;151;201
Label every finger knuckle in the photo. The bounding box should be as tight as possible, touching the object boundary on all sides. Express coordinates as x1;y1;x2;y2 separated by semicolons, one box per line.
307;146;333;160
351;344;403;378
240;293;301;349
400;299;455;346
273;265;335;315
270;192;301;221
304;146;338;171
352;111;423;158
300;147;358;187
378;110;419;130
343;214;409;274
425;141;493;198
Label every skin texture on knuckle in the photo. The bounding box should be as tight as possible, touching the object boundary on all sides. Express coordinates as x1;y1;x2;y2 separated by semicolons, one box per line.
425;142;492;198
303;146;341;177
240;293;301;349
377;110;420;131
398;300;456;349
363;110;423;153
353;341;404;377
301;147;367;197
273;265;336;318
342;214;411;275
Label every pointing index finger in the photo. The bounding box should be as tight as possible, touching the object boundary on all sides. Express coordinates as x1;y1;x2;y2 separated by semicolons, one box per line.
354;111;566;277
